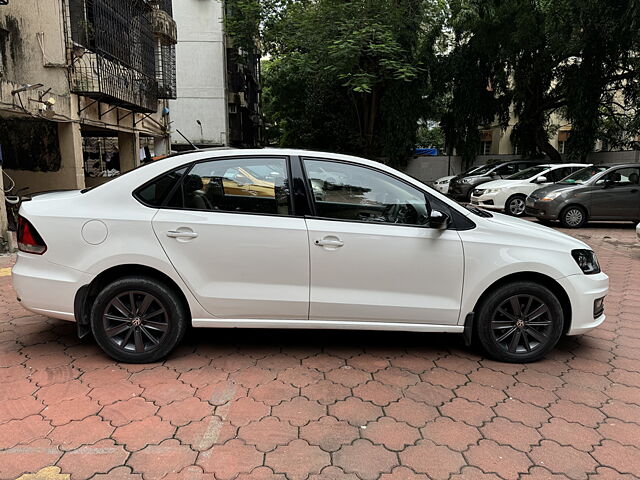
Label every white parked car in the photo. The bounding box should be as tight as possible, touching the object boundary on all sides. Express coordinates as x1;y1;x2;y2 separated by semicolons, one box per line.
433;175;456;194
13;149;608;364
470;164;589;216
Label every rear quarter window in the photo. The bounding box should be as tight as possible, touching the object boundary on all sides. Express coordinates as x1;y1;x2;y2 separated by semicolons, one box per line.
135;167;188;207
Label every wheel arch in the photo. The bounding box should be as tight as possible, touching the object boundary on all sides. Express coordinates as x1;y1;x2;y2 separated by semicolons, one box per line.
74;264;193;336
468;271;572;336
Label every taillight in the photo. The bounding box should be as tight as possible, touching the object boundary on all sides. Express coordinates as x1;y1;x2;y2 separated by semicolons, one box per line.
17;216;47;255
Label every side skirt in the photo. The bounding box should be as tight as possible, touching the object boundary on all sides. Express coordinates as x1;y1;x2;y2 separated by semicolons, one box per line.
192;318;464;333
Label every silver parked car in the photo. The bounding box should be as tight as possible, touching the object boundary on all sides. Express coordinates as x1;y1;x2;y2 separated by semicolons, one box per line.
526;164;640;228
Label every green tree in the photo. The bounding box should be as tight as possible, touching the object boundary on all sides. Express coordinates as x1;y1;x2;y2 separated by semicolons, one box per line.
260;0;446;165
441;0;640;164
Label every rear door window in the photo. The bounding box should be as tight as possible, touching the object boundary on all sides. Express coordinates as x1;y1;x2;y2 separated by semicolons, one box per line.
167;157;292;215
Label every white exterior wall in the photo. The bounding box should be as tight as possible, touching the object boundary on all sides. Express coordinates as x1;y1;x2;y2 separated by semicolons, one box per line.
170;0;228;147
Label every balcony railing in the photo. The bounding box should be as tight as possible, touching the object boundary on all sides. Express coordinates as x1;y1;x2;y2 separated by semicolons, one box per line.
66;0;158;112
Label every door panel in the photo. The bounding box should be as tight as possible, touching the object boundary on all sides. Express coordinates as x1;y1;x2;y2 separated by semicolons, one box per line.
149;156;309;320
589;167;640;219
302;157;464;326
306;219;464;325
153;210;309;319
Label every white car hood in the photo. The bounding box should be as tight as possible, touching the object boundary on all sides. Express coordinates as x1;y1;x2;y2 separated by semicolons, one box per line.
478;179;527;190
477;211;591;251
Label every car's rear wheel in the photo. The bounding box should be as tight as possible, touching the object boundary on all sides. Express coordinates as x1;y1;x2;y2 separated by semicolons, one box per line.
560;205;587;228
90;276;187;363
505;195;527;217
476;281;564;363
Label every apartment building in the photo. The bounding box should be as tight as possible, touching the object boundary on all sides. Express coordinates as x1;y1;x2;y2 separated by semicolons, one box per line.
170;0;261;150
0;0;177;204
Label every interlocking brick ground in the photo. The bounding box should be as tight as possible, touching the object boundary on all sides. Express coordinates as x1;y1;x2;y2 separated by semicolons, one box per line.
1;222;639;480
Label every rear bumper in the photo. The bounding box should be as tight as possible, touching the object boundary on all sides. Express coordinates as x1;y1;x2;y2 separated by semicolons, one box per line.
12;253;92;322
558;272;609;335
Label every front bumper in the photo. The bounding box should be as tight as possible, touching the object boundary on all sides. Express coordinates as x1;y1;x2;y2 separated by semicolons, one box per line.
525;198;561;219
470;192;504;211
12;253;93;322
449;182;473;200
558;272;609;335
434;183;449;194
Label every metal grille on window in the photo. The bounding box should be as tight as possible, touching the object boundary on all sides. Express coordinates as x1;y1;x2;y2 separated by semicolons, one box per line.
65;0;158;112
156;43;176;99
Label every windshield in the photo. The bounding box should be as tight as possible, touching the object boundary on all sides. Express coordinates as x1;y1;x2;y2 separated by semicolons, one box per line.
506;166;548;180
558;166;608;185
463;164;494;176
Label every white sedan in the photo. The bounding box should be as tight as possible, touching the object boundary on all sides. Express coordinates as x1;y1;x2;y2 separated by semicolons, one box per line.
13;149;607;363
470;164;589;216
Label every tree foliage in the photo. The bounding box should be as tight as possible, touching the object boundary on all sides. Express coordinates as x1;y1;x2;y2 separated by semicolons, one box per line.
443;0;640;163
240;0;640;165
260;0;445;166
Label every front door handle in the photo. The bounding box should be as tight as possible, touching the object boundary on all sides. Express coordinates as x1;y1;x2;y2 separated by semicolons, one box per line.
166;230;199;239
315;237;344;248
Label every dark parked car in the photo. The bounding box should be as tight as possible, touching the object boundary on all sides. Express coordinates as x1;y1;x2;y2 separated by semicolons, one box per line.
448;160;551;201
526;164;640;228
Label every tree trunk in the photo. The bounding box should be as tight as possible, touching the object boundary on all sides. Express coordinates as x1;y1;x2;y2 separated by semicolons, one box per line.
361;87;380;155
536;126;562;163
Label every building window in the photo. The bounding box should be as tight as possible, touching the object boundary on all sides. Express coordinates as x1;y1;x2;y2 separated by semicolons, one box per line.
479;130;492;155
558;130;571;154
558;141;567;154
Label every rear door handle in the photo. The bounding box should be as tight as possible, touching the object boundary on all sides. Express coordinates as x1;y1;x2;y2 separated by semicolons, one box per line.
315;237;344;248
166;230;199;239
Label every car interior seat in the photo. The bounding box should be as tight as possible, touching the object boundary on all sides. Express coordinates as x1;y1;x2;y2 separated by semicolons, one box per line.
628;172;639;185
184;175;213;210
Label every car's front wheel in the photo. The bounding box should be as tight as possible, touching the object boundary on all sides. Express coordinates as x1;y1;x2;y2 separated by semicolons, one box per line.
560;205;587;228
505;194;527;217
90;276;188;363
476;281;564;363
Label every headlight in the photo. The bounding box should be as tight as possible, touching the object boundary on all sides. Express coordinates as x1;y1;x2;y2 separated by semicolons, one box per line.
484;188;501;194
540;191;563;201
462;178;473;184
571;249;601;274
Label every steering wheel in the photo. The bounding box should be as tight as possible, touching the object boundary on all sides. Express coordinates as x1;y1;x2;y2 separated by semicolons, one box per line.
382;202;418;224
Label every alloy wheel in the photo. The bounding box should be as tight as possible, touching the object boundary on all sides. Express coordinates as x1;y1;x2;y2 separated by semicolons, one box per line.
490;294;553;354
102;291;169;354
508;198;526;216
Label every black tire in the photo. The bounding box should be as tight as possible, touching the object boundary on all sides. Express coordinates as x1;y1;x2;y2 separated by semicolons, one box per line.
559;205;587;228
505;194;527;217
475;281;564;363
90;276;188;363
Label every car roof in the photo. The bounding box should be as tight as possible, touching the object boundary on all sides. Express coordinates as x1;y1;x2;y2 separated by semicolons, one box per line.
596;163;640;169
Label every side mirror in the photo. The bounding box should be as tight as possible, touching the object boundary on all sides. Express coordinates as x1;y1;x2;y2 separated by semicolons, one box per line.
490;172;499;178
603;179;614;189
535;176;548;184
429;210;450;230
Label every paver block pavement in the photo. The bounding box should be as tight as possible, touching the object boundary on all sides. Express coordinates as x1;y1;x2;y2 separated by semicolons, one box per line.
0;223;639;479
